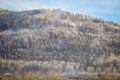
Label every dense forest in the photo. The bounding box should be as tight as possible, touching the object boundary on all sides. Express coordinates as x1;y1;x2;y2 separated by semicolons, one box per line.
0;8;120;74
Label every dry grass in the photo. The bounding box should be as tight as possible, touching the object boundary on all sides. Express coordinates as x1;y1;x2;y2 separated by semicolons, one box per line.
0;72;120;80
0;72;62;80
100;73;120;80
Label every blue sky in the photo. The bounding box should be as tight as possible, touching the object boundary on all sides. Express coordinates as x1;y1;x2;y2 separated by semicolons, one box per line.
0;0;120;24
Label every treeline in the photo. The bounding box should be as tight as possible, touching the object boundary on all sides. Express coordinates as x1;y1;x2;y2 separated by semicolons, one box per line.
0;58;120;75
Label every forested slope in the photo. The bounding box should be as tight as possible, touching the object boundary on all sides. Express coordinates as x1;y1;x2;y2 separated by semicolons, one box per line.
0;8;120;74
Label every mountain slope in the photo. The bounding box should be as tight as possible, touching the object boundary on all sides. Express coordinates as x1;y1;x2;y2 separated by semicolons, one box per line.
0;9;120;74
